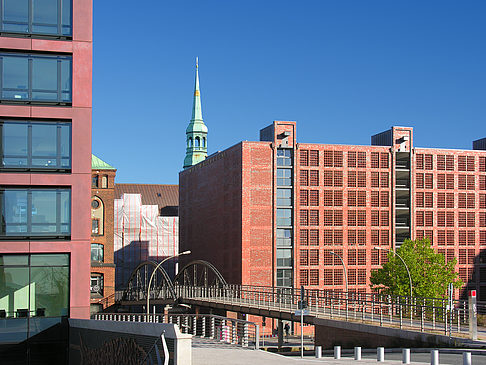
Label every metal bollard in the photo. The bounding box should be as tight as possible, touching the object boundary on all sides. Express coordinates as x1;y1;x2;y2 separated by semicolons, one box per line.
463;352;472;365
431;350;439;365
315;346;322;358
377;347;384;362
334;346;341;359
354;346;361;361
402;349;410;364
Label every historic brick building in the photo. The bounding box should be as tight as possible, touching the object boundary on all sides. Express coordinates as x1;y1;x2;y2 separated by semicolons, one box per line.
180;121;486;300
90;155;116;313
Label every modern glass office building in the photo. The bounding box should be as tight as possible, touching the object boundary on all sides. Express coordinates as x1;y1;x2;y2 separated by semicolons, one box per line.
0;0;92;362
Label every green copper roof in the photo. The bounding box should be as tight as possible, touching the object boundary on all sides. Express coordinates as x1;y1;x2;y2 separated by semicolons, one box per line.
184;58;208;169
91;154;116;170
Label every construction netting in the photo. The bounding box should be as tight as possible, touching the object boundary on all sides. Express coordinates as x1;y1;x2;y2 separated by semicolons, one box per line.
114;193;179;290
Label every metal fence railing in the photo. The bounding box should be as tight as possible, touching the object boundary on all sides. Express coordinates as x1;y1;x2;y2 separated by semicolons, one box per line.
92;312;260;350
174;284;483;338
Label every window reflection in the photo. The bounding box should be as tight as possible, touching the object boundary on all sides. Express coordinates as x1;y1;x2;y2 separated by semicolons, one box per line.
91;243;104;262
0;254;69;319
277;188;291;206
277;149;292;166
0;54;72;103
1;0;72;36
0;187;71;238
0;120;71;170
276;248;292;267
277;168;292;186
276;208;292;226
277;228;292;246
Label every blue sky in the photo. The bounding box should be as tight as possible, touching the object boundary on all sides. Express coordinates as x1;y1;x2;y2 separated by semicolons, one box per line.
92;1;486;184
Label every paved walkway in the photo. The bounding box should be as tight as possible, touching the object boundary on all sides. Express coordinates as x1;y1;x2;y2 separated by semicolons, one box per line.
192;338;486;365
192;338;426;365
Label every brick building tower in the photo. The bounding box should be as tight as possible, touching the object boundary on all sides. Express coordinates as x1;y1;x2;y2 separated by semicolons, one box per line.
90;155;116;313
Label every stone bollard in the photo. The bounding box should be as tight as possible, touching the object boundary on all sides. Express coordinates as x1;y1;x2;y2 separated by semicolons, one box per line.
463;352;472;365
354;347;361;361
377;347;384;362
430;350;439;365
315;346;322;358
402;349;410;364
334;346;341;360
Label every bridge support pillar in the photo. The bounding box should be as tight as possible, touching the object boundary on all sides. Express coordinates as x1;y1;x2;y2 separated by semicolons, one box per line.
210;317;215;339
232;321;237;344
183;316;188;334
242;321;248;347
277;320;283;350
201;316;206;338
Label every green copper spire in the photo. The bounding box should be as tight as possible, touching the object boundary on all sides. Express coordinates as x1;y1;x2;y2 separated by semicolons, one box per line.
184;57;208;169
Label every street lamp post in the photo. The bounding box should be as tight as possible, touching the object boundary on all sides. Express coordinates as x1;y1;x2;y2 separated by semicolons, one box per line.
374;247;412;298
330;251;348;293
330;251;348;319
146;250;191;320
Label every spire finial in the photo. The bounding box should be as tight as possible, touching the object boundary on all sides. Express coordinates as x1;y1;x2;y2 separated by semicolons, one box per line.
196;56;198;69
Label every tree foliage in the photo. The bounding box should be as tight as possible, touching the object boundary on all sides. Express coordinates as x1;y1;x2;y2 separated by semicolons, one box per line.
370;238;462;298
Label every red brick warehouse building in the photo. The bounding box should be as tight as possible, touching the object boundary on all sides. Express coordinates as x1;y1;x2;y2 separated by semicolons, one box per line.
0;0;93;362
179;121;486;300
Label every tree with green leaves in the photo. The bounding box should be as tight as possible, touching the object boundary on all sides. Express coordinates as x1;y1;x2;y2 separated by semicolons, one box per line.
370;238;462;298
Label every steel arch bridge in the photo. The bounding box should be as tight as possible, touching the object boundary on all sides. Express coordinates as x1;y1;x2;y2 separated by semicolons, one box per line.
173;260;227;288
120;260;227;304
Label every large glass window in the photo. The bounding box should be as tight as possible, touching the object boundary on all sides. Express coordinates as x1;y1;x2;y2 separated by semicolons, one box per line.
276;248;292;268
0;254;69;342
0;53;72;103
277;188;292;206
0;120;71;171
91;243;103;262
277;228;292;246
277;168;292;186
277;269;292;287
1;0;72;37
0;187;70;238
277;149;292;166
276;208;292;226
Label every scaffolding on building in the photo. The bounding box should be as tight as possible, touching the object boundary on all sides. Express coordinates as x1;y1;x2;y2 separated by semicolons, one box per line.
114;193;179;290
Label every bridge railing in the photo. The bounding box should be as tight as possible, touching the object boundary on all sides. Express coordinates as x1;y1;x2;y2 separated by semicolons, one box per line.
92;312;260;350
175;284;480;338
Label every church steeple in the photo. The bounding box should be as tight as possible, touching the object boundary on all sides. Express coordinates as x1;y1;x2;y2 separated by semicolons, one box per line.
184;57;208;169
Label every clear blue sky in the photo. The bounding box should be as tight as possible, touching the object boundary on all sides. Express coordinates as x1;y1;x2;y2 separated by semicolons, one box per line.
92;1;486;184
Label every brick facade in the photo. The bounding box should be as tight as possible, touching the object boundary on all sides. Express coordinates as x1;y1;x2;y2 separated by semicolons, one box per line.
90;167;116;311
179;121;486;301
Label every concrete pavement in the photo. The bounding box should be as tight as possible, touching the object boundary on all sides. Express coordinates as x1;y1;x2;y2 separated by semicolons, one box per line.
192;337;486;365
192;338;427;365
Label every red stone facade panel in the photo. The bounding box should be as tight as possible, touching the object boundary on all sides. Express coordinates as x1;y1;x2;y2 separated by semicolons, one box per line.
0;0;93;319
